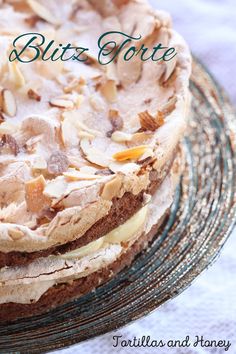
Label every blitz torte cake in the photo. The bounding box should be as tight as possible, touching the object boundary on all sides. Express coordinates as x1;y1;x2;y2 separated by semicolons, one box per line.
0;0;191;321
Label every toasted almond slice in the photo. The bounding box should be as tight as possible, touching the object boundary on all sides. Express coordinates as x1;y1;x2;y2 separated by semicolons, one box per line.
25;175;51;213
100;80;117;103
1;89;17;117
101;175;122;200
63;169;102;182
8;228;24;241
27;0;61;25
80;139;110;167
111;131;133;143
49;98;74;109
139;110;164;132
112;145;149;162
47;151;69;176
28;89;41;102
8;62;25;88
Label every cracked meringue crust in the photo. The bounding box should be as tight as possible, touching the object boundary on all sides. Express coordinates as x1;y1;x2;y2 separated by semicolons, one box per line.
0;0;191;258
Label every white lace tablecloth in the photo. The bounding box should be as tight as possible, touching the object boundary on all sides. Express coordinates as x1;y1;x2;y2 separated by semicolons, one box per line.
56;1;236;353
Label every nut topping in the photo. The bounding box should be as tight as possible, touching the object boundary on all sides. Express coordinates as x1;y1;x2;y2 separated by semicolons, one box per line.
63;169;102;181
49;98;74;110
47;151;69;176
28;89;41;102
101;175;122;200
139;110;164;131
1;89;17;117
25;175;51;213
99;80;117;103
112;145;149;162
107;109;124;137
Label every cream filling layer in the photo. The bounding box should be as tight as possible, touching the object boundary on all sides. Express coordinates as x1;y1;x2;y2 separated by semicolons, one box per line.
0;173;175;304
61;205;148;260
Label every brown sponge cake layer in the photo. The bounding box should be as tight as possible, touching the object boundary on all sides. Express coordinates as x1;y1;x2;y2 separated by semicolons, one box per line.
0;155;175;269
0;213;167;323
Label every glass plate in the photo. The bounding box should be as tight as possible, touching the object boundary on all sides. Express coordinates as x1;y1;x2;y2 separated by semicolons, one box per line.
0;58;236;353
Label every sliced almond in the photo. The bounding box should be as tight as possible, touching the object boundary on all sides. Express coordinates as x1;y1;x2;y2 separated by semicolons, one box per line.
49;98;74;110
63;169;102;182
28;89;41;102
99;80;117;103
1;89;17;117
117;53;142;88
139;110;164;132
160;55;178;84
101;175;122;200
47;151;69;176
0;134;19;156
8;62;25;88
107;109;123;137
8;228;24;241
25;175;51;213
138;148;154;162
80;139;110;167
27;0;61;25
112;145;149;162
111;131;133;143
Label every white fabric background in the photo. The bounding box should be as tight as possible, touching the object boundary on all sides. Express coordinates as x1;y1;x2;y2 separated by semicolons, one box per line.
56;1;236;353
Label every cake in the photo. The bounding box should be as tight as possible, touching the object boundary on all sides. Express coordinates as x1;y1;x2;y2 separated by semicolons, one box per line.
0;0;191;321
